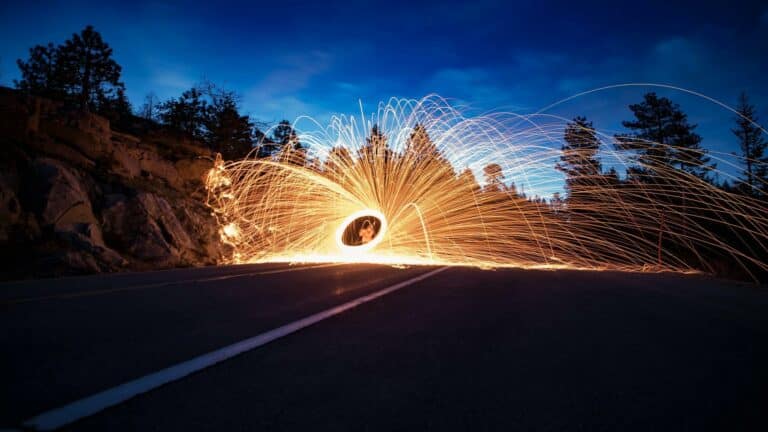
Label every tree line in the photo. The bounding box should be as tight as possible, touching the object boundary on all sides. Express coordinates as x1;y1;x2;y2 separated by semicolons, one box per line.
13;26;767;199
14;25;300;160
556;92;767;200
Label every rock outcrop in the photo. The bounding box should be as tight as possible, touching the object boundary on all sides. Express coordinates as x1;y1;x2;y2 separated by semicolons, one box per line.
0;87;227;279
102;192;195;267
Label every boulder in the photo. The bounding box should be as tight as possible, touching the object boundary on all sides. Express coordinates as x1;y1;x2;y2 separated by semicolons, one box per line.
33;158;98;230
55;223;127;270
135;193;195;250
174;199;227;264
0;175;21;242
102;192;195;267
30;158;127;271
57;250;101;274
0;176;21;224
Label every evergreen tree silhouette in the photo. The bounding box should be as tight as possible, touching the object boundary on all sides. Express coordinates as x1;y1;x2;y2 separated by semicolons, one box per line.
273;120;305;165
556;116;602;198
205;90;254;159
15;42;66;99
732;92;768;197
57;25;124;111
616;92;714;181
482;163;505;193
16;26;126;113
159;86;209;140
139;92;160;121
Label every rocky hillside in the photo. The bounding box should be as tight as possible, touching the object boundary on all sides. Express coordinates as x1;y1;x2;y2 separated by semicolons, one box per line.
0;87;228;279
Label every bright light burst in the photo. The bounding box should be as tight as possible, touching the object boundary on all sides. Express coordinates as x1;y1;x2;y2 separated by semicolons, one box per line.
205;93;768;279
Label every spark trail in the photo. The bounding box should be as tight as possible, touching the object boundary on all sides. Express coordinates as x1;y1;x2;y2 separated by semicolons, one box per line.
205;94;768;280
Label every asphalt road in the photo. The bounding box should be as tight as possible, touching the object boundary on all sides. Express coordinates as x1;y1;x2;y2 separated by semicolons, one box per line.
2;264;767;431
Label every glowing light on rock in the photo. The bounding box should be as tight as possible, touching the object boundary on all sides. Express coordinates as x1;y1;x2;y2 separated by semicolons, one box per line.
221;222;240;240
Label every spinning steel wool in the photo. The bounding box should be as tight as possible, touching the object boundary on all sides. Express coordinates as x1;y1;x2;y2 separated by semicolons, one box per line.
206;94;768;279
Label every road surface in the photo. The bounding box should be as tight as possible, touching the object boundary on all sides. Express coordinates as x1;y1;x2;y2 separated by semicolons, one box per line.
2;263;767;431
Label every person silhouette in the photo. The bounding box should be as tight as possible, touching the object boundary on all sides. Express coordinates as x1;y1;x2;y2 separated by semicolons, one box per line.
358;219;376;244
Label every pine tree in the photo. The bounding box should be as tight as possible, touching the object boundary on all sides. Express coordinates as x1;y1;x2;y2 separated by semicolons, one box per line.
615;92;713;181
273;120;300;148
457;167;481;195
139;92;160;121
507;181;519;198
15;42;66;99
483;163;505;193
16;26;127;116
405;124;440;162
56;25;124;111
159;86;209;140
550;192;564;214
732;92;768;196
556;116;602;198
205;90;254;160
254;129;279;158
358;124;393;166
323;146;353;180
404;123;454;180
97;86;132;125
273;120;305;165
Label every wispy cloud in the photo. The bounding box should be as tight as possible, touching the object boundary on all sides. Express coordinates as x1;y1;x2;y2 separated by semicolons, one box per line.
244;95;312;122
422;67;532;112
335;81;361;93
241;50;334;122
249;50;332;98
149;69;194;94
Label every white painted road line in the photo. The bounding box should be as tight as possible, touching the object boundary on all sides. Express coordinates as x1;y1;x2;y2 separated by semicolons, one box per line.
21;267;449;431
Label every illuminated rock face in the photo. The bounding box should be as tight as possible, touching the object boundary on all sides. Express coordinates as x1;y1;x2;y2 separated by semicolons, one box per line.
0;89;229;278
102;192;194;266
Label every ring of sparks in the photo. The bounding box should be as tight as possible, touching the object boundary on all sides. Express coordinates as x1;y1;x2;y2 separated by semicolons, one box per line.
205;93;768;280
335;209;388;254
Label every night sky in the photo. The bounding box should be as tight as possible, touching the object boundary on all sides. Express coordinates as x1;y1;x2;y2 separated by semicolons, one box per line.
1;0;766;181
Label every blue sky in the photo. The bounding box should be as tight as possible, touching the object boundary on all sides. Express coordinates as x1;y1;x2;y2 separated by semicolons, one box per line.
1;0;766;188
